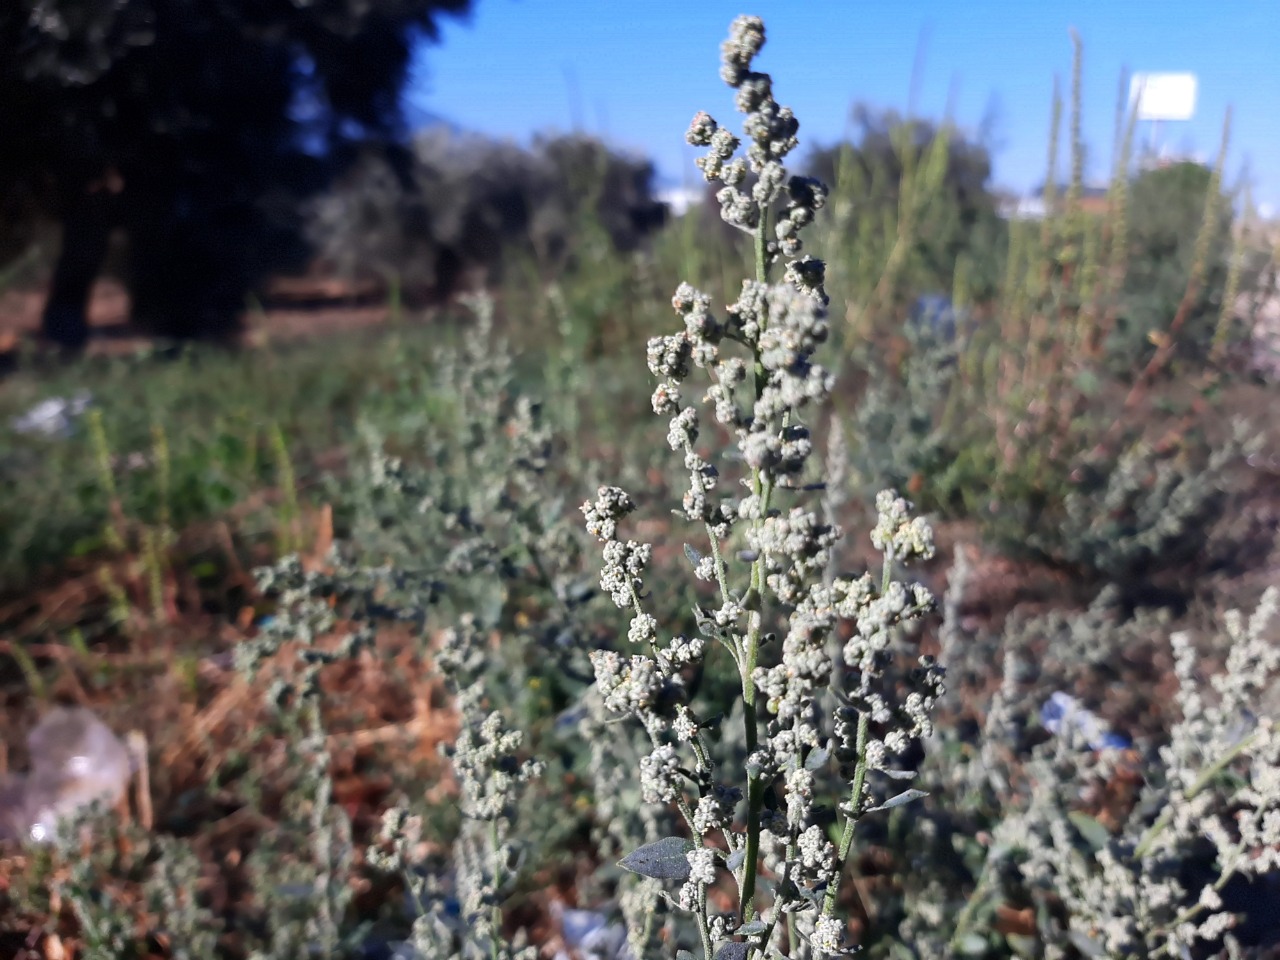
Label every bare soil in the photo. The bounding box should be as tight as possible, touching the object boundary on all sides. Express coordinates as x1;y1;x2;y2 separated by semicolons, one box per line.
0;278;399;359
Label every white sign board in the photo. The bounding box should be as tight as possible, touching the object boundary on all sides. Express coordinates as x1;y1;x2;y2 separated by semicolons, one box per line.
1129;73;1198;122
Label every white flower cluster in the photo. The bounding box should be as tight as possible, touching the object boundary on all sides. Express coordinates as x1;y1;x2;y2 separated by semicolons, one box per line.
591;650;681;716
449;690;544;823
995;588;1280;956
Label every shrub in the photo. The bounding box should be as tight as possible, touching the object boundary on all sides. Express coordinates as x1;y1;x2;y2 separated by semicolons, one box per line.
304;131;666;304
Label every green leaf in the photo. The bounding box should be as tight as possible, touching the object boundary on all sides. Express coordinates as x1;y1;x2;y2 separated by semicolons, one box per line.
190;561;219;579
866;788;928;812
956;933;988;955
804;747;831;771
1073;368;1100;396
618;837;695;880
1068;931;1107;957
693;606;718;637
881;768;918;780
684;543;703;568
1006;933;1038;958
1068;811;1110;853
737;920;768;937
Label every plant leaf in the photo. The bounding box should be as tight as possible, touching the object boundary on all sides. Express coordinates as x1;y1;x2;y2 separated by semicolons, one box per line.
866;788;928;813
881;768;918;780
737;920;768;937
1068;931;1107;957
804;747;831;771
726;847;747;873
618;837;696;880
684;544;703;568
1068;811;1110;853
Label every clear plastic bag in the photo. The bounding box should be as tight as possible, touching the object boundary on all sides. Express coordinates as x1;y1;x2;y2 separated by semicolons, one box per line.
0;706;134;844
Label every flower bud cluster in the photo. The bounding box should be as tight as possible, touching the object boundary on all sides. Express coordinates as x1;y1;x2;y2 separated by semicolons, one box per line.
580;488;708;739
648;282;837;569
591;650;682;716
679;846;720;911
600;539;652;609
693;783;743;836
870;489;937;562
795;823;837;887
809;915;846;956
447;689;544;823
681;14;824;285
582;485;636;543
749;507;839;604
639;743;682;804
775;177;828;260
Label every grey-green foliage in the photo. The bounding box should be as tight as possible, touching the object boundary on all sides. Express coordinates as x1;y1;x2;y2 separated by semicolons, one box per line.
995;588;1280;959
4;296;596;958
144;837;221;960
1041;420;1256;581
46;812;148;959
368;616;542;960
238;556;375;959
341;294;599;689
849;319;959;498
891;556;1280;960
316;296;608;955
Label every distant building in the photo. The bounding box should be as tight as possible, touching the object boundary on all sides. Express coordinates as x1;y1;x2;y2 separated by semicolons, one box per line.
657;186;705;216
998;183;1110;221
999;195;1048;221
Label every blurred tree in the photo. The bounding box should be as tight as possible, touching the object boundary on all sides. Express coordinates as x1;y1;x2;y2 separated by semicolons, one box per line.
1112;160;1233;369
305;131;667;302
806;104;1007;308
0;0;470;349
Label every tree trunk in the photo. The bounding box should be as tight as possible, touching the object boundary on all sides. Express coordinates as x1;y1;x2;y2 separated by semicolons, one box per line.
40;186;115;352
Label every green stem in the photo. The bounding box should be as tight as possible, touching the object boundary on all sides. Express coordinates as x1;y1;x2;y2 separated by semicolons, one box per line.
739;606;763;923
490;819;504;960
754;838;798;960
823;712;870;917
697;883;715;960
755;211;769;286
739;202;774;926
705;522;736;611
947;855;997;952
820;554;894;918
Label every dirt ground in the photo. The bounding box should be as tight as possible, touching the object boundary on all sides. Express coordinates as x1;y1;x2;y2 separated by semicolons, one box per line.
0;278;397;359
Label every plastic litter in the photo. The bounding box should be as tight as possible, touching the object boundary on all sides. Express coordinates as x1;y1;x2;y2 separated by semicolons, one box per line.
9;390;93;438
1040;691;1131;752
552;903;630;960
0;705;135;844
909;293;962;343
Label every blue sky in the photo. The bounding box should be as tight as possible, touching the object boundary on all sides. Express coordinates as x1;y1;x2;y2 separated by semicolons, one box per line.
409;1;1280;213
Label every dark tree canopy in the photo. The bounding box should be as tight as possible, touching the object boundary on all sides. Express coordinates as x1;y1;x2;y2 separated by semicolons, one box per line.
0;0;471;348
305;130;667;303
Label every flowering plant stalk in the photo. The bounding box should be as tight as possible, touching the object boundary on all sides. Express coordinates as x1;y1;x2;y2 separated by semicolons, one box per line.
583;17;944;958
